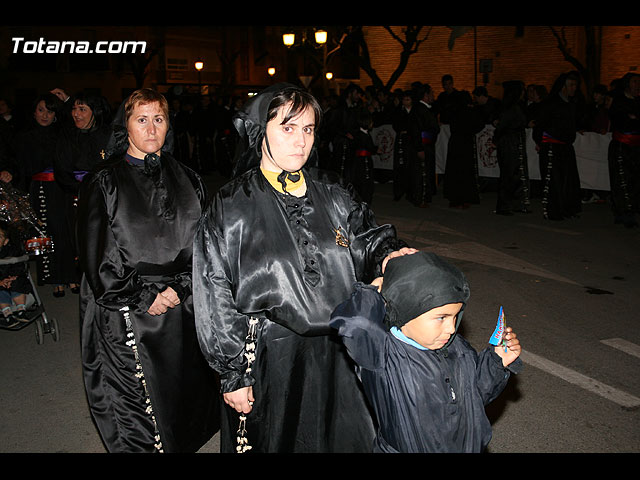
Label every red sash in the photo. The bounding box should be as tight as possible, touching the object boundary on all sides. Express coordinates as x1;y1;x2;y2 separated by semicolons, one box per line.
542;132;566;144
32;170;55;181
613;131;640;146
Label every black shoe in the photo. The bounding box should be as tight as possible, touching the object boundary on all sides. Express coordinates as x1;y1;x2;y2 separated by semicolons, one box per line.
53;288;65;298
71;285;80;294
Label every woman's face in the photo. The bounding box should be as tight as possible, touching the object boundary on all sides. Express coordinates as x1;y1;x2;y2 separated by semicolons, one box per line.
34;100;56;127
72;101;94;130
126;101;168;158
260;103;316;173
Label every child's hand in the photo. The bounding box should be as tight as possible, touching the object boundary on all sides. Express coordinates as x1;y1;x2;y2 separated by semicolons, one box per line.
0;276;16;288
370;277;383;292
494;327;521;367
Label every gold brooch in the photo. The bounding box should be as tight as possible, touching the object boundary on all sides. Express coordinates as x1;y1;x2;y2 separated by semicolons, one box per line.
334;226;349;248
100;149;105;160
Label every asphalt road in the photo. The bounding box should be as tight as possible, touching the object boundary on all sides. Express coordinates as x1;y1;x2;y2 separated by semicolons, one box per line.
1;172;638;454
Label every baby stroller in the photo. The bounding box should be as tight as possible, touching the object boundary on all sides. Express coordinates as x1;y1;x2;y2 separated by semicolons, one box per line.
0;182;59;344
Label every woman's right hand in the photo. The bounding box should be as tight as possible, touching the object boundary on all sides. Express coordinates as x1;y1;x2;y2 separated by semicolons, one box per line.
147;291;178;315
223;386;255;414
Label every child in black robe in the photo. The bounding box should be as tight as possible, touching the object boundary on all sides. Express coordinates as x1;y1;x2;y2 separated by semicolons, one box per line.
330;251;522;453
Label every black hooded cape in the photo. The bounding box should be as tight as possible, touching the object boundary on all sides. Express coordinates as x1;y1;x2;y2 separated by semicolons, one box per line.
76;98;219;452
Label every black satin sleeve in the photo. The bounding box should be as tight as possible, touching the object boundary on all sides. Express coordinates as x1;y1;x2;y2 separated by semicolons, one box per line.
165;165;208;302
192;197;256;393
344;182;408;282
77;170;159;313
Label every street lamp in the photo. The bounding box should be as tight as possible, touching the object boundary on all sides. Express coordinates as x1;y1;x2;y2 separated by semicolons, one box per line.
282;28;326;48
282;28;331;94
282;32;295;47
195;60;204;95
268;66;276;76
315;30;327;45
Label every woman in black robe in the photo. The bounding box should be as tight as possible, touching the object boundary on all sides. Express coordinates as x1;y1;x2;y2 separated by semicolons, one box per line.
391;91;421;202
13;94;68;287
607;72;640;228
193;83;412;453
53;92;112;296
532;72;582;221
76;88;219;453
443;91;485;208
493;81;531;215
349;109;376;205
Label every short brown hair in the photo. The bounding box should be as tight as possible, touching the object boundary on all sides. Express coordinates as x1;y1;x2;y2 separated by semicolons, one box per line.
267;86;322;130
124;88;169;123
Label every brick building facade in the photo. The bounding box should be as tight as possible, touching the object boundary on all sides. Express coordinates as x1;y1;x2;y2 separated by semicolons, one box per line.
359;26;640;98
2;25;639;108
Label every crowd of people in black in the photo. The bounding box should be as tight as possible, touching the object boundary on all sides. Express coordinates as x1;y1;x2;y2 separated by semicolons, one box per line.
306;71;639;228
0;70;637;316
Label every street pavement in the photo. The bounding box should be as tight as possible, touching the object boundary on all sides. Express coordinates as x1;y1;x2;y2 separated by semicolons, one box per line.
1;171;639;454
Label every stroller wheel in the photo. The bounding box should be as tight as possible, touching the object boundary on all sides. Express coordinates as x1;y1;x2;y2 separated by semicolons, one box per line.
50;317;60;342
35;319;44;345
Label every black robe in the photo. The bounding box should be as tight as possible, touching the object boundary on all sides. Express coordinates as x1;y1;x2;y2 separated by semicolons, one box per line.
533;93;582;220
193;167;404;453
607;91;640;225
77;153;219;453
414;101;440;204
350;128;376;205
443;103;485;207
54;124;112;284
493;103;530;213
13;123;74;285
391;106;421;202
330;283;522;453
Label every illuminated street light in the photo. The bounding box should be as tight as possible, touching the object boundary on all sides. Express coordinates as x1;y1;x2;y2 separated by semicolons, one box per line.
325;71;333;80
195;60;204;95
268;66;276;76
315;30;327;45
283;33;295;46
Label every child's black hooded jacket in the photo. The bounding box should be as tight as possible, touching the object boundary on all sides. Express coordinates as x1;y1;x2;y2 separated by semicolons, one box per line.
330;253;522;453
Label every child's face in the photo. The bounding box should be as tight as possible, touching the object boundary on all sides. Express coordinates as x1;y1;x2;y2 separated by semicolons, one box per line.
400;303;463;350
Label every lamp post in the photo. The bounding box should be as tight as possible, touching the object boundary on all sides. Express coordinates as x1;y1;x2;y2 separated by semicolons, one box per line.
282;28;330;94
194;60;204;95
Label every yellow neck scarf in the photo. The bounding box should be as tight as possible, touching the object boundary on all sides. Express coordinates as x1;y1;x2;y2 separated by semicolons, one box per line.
260;168;305;194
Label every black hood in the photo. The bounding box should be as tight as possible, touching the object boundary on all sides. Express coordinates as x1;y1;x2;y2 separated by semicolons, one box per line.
231;82;319;178
104;95;175;161
381;252;470;348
